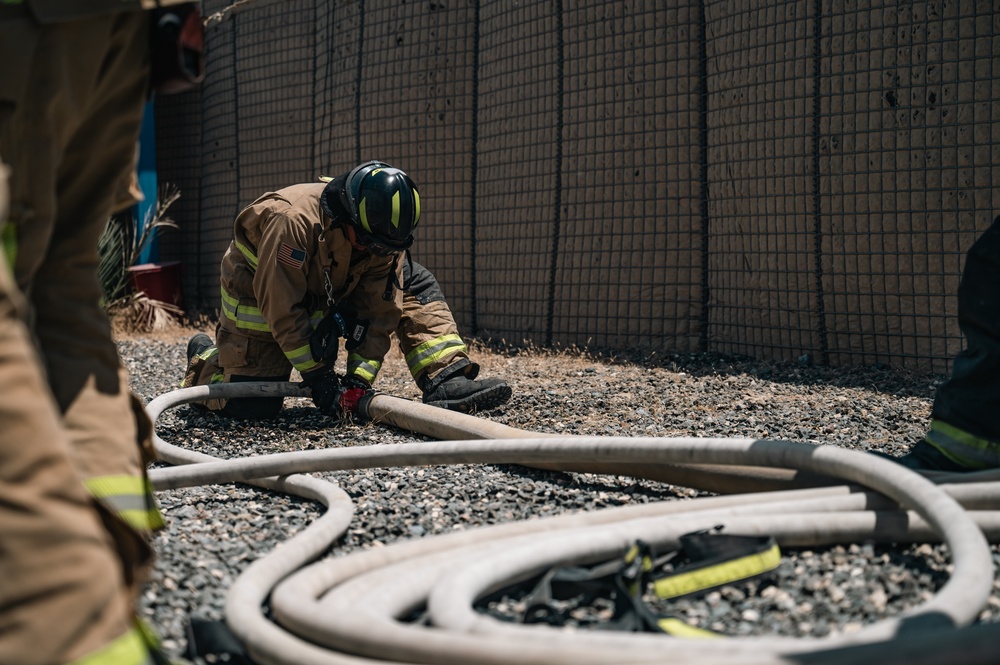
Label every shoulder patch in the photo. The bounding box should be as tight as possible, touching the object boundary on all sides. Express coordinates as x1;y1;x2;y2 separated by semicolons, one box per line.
277;243;307;269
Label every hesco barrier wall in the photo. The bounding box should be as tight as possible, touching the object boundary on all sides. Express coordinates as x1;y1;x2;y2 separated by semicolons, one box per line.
155;0;1000;374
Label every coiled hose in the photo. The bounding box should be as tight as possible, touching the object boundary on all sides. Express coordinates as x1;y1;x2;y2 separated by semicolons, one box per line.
146;382;1000;665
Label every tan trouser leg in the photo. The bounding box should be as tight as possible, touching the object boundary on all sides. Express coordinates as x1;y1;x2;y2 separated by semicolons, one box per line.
184;324;292;415
0;12;159;590
0;248;136;664
397;293;471;385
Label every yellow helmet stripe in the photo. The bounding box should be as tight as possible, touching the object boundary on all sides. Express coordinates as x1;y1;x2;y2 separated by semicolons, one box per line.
413;188;420;225
391;191;400;229
358;197;372;233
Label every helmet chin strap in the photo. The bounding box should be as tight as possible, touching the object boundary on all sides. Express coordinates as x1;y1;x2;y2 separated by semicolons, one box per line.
343;224;368;252
382;250;410;302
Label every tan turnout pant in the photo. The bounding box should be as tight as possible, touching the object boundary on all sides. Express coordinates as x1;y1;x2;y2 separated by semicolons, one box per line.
0;10;159;664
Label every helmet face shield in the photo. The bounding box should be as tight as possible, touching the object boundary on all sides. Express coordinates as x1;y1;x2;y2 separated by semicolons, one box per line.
352;226;413;256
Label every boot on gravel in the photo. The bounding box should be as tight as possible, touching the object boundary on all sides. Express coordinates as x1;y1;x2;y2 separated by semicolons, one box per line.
423;375;512;412
186;333;215;364
889;439;971;473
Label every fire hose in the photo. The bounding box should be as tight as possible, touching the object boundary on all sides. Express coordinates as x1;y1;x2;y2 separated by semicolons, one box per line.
146;382;1000;665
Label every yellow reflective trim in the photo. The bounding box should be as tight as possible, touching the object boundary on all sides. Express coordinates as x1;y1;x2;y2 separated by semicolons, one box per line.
134;619;162;656
318;175;333;182
221;286;239;322
412;188;420;225
117;509;166;531
234;302;263;316
620;544;653;572
236;319;270;332
351;367;376;383
925;420;1000;470
83;475;165;531
390;190;400;228
347;353;381;383
285;343;319;372
84;474;154;500
70;626;150;665
359;197;372;233
285;343;312;360
404;333;466;376
652;543;781;600
657;618;721;639
220;286;271;332
235;239;259;270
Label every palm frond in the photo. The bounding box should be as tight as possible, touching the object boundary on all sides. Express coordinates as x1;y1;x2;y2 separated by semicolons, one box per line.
100;184;183;333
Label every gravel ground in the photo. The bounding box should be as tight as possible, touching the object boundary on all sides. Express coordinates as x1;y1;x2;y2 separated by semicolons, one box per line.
119;330;1000;660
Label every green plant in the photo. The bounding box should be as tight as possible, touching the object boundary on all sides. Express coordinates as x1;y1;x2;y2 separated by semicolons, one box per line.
98;185;182;332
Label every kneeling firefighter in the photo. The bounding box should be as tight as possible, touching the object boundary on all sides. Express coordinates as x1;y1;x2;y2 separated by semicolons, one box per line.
183;160;510;418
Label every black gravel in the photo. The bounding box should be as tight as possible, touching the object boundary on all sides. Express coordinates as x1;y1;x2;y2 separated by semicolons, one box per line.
119;334;1000;659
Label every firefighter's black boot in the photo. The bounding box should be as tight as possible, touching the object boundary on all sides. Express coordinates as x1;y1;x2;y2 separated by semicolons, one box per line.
187;333;215;364
892;439;972;473
421;361;512;412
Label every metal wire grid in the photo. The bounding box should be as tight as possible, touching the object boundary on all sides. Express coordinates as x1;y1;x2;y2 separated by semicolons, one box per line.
154;0;999;372
816;1;999;372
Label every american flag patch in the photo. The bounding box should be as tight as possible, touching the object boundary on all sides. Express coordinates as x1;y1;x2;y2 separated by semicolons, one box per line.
277;243;306;269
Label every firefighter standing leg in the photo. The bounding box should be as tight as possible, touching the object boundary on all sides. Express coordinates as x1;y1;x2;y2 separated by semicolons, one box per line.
397;260;511;412
0;11;163;590
0;191;155;663
896;214;1000;471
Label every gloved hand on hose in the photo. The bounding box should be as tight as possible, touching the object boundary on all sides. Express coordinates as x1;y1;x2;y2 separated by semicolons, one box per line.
302;369;344;417
338;374;371;419
302;370;370;420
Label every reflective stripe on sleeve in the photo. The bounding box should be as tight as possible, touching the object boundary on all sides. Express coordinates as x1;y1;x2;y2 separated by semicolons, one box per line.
347;352;381;384
285;343;319;373
222;286;325;336
234;239;259;271
84;475;165;531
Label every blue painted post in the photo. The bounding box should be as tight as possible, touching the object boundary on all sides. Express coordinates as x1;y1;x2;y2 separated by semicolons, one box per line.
135;99;159;265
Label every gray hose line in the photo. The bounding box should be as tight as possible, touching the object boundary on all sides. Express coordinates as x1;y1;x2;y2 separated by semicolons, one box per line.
146;382;998;665
362;393;840;493
298;510;1000;665
149;429;992;630
276;475;998;664
275;492;1000;665
147;384;377;664
262;484;867;665
425;512;965;649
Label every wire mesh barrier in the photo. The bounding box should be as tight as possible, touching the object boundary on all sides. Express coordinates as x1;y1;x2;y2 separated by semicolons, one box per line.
155;0;999;373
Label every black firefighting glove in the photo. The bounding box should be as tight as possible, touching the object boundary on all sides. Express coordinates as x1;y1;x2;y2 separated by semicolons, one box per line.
309;304;370;367
301;369;344;417
302;370;370;420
